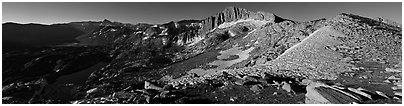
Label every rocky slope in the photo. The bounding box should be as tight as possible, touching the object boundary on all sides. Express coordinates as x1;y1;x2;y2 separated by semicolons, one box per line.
2;7;401;104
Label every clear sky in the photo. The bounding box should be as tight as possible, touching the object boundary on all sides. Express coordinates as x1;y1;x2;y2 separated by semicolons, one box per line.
2;2;402;25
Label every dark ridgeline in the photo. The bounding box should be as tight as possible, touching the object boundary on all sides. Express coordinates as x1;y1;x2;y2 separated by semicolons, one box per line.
2;22;84;50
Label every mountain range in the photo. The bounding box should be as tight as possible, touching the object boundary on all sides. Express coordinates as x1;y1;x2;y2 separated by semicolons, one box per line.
2;7;402;104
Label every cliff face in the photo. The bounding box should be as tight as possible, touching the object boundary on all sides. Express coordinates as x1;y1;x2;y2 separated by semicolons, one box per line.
200;7;285;35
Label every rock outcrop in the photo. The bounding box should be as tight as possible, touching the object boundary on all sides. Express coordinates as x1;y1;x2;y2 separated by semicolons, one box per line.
302;79;393;104
200;7;285;35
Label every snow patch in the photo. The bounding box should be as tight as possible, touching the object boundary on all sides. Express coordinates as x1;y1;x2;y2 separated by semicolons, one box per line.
185;46;255;77
254;40;259;45
159;28;168;35
142;36;150;40
228;30;236;37
218;19;253;29
218;19;270;29
162;38;168;45
243;29;257;39
135;31;143;34
209;28;217;33
174;22;179;28
188;36;204;46
209;46;255;69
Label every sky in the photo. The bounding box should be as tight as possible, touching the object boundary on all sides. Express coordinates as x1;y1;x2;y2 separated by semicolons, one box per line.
2;2;402;25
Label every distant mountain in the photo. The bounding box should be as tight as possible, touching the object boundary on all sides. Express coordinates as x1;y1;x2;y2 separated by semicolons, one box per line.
2;23;84;50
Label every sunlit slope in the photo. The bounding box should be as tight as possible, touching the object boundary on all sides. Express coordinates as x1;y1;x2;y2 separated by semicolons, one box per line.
234;26;354;80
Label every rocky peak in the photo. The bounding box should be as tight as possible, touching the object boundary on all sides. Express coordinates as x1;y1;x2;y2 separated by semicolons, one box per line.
220;6;250;22
100;19;114;26
221;6;281;22
200;7;286;35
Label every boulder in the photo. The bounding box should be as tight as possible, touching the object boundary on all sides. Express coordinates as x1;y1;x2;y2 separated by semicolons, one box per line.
250;84;264;93
303;80;332;104
144;81;163;91
234;79;247;86
281;81;292;93
303;79;360;104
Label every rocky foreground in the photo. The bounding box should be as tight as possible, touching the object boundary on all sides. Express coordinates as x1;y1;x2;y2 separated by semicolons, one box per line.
2;7;402;104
